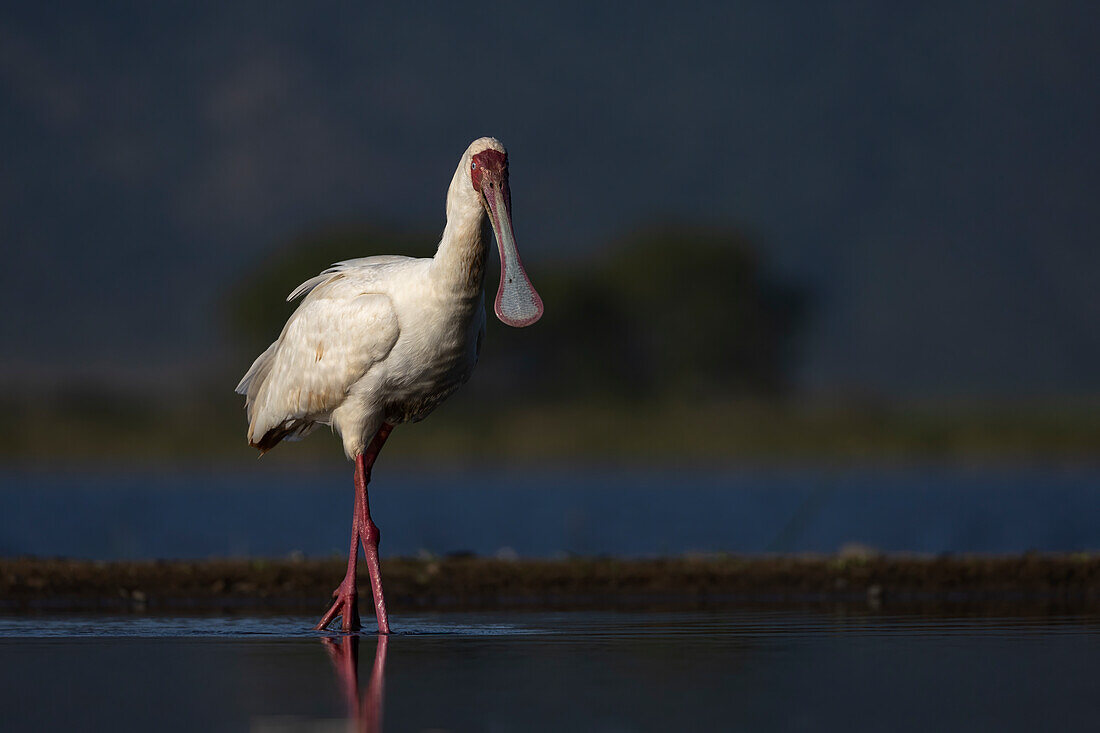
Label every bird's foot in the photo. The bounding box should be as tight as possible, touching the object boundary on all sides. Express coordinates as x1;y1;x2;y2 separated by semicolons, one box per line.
314;580;360;632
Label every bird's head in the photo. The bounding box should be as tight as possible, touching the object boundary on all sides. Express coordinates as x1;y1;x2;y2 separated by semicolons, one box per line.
463;137;543;327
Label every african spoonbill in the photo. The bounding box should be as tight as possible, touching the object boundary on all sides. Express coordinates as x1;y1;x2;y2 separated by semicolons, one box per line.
236;137;543;633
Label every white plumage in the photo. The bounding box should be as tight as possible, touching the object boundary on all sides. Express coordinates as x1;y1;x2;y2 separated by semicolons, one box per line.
236;136;542;459
235;136;542;633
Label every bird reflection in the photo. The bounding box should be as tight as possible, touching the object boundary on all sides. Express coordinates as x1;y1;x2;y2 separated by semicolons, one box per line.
320;634;388;732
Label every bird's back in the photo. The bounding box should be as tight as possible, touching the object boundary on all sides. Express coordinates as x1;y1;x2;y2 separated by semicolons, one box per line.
236;256;419;452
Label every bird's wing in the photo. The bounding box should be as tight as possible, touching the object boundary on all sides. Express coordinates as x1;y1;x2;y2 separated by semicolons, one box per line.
287;256;414;301
239;271;401;452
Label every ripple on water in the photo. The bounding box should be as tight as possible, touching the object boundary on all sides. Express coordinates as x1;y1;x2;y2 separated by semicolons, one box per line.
1;609;1098;640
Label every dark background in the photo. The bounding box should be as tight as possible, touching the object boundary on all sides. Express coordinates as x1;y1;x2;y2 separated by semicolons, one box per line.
2;1;1097;464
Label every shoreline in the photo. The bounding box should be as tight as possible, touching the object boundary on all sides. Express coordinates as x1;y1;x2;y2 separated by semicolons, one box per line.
4;554;1099;613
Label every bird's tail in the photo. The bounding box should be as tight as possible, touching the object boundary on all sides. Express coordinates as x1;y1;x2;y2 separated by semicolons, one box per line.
251;419;318;454
235;341;279;446
236;342;321;453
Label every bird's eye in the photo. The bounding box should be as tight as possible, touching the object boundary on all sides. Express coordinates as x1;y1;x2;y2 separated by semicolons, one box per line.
471;161;477;170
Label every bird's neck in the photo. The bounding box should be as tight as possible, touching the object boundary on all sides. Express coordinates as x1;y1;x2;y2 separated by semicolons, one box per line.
431;174;488;295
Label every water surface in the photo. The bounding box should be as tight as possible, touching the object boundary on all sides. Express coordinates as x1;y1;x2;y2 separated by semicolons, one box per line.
1;609;1098;732
2;465;1098;558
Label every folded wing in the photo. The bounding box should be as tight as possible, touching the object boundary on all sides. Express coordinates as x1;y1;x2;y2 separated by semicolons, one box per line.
237;269;401;453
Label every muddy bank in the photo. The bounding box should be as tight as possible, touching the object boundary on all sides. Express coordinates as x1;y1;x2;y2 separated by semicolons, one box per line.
3;554;1100;612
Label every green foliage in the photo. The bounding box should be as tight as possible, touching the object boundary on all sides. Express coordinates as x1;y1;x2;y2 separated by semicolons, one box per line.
226;223;808;403
225;224;438;355
478;224;808;401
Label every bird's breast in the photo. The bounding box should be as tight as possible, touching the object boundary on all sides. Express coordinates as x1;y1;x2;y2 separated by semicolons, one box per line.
378;293;486;424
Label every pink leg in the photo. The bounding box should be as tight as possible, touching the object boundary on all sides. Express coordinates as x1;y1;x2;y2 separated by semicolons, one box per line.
314;473;366;632
315;424;394;633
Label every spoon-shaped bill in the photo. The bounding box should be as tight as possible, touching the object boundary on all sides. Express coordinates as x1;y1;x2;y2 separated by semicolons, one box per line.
482;180;543;327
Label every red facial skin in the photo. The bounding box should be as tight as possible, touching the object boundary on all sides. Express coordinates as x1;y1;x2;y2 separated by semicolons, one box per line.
471;149;510;209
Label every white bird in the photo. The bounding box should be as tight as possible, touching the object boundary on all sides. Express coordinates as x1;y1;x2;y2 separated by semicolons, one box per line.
235;137;542;633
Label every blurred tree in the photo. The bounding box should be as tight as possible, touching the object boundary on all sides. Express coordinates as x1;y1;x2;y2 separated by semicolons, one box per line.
225;225;437;356
479;224;808;401
226;223;807;404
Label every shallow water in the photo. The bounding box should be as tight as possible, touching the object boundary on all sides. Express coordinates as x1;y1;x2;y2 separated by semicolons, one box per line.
2;465;1099;558
2;609;1098;732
